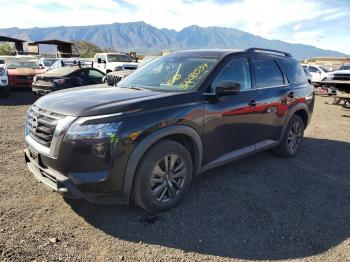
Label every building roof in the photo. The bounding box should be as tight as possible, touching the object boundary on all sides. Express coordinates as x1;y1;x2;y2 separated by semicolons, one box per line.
0;36;26;43
28;39;73;45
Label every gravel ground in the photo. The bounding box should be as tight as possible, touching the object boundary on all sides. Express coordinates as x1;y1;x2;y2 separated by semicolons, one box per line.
0;91;350;262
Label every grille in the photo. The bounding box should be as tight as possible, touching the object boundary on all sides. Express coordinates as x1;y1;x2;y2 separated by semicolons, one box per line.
27;105;65;147
333;74;350;81
123;66;137;70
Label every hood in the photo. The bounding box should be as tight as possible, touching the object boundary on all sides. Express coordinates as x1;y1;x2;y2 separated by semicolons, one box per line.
108;62;139;67
332;70;350;75
34;84;175;117
7;68;45;76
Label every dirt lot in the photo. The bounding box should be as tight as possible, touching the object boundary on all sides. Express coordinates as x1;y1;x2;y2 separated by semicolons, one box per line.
0;91;350;262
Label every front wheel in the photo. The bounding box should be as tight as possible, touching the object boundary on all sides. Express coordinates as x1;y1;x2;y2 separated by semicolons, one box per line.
273;115;304;158
132;140;193;213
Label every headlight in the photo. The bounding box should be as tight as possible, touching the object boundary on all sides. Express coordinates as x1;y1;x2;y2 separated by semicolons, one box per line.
64;121;121;141
114;66;123;71
326;74;334;80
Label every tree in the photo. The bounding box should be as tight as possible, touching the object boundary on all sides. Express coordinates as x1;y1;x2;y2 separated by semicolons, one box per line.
72;41;102;58
0;43;15;55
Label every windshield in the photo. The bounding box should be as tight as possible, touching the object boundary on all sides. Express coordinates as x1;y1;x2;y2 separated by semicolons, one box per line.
43;59;57;66
107;54;132;63
6;62;39;69
118;54;218;91
339;65;350;70
319;66;331;72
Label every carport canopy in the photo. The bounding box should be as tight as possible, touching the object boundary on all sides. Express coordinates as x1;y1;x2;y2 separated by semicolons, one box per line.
28;39;75;58
0;35;25;53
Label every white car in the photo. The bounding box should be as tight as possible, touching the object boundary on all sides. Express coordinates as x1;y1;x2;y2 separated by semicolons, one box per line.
302;64;331;82
37;58;58;71
0;67;10;97
93;53;139;74
326;64;350;81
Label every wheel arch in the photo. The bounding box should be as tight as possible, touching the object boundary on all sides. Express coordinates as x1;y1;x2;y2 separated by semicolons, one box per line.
122;125;203;198
280;103;310;141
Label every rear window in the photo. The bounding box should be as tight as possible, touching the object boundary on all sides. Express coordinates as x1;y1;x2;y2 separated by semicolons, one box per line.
253;58;284;88
278;58;307;84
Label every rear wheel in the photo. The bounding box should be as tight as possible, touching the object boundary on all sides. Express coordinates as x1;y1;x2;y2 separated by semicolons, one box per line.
132;140;193;213
273;115;304;158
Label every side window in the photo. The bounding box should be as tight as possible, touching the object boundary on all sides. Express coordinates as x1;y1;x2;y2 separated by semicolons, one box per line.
89;69;104;78
212;57;251;91
278;58;308;84
253;58;284;88
308;66;320;73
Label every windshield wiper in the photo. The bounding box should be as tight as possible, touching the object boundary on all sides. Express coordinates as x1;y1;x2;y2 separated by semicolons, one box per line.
122;86;149;91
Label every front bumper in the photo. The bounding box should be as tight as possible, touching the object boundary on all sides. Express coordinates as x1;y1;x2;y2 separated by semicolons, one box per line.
32;84;53;95
24;149;129;205
9;78;33;88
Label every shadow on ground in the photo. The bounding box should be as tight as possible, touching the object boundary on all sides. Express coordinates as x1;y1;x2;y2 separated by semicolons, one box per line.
0;90;36;106
67;137;350;260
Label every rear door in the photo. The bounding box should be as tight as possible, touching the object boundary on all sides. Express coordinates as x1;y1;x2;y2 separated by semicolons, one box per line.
252;56;293;147
308;66;322;82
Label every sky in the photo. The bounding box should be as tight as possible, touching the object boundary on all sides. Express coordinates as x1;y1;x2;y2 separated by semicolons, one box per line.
0;0;349;54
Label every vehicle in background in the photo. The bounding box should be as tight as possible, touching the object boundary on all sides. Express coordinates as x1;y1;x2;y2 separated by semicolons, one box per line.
6;61;45;89
37;58;58;70
326;64;350;81
93;53;139;74
24;48;314;213
302;64;330;82
0;59;5;68
303;67;312;83
0;67;10;97
32;67;105;96
103;70;135;86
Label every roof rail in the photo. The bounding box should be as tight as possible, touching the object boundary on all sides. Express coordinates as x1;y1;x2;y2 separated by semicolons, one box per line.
246;48;292;57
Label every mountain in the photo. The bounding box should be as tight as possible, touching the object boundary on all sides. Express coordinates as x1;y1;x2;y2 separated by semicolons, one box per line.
0;21;347;59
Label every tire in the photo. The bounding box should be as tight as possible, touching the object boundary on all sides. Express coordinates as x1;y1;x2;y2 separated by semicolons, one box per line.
273;115;305;158
132;140;193;213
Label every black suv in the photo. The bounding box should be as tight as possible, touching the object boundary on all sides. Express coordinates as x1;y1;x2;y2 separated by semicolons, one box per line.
24;48;314;213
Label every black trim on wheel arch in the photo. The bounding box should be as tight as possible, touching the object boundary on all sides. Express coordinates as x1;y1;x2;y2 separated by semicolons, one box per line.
123;125;203;199
280;103;309;142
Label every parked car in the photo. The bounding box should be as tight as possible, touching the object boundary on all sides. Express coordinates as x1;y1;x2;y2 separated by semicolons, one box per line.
6;61;45;89
24;48;314;213
93;53;139;74
37;58;58;70
0;67;10;97
326;64;350;81
302;64;330;82
32;67;105;96
303;67;312;83
103;70;135;86
49;59;93;70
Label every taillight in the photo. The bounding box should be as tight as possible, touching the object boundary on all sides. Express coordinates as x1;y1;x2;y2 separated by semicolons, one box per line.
53;79;65;85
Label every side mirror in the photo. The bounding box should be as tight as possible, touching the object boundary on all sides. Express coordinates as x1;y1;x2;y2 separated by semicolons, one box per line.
97;58;102;64
215;80;241;96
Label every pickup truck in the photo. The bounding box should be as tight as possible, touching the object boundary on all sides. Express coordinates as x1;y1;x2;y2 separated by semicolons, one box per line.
93;53;139;74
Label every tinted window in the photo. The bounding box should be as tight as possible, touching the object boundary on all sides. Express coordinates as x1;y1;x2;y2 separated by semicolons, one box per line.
308;66;320;73
89;69;104;78
253;58;284;88
212;57;251;91
278;58;307;84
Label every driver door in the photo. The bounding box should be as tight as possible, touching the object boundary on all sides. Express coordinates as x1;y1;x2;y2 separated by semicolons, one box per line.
203;56;260;164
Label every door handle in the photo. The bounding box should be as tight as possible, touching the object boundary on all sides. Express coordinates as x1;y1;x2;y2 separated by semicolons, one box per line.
288;92;295;98
248;100;257;106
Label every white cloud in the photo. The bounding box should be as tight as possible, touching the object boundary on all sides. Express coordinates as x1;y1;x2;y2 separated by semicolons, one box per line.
0;0;348;53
